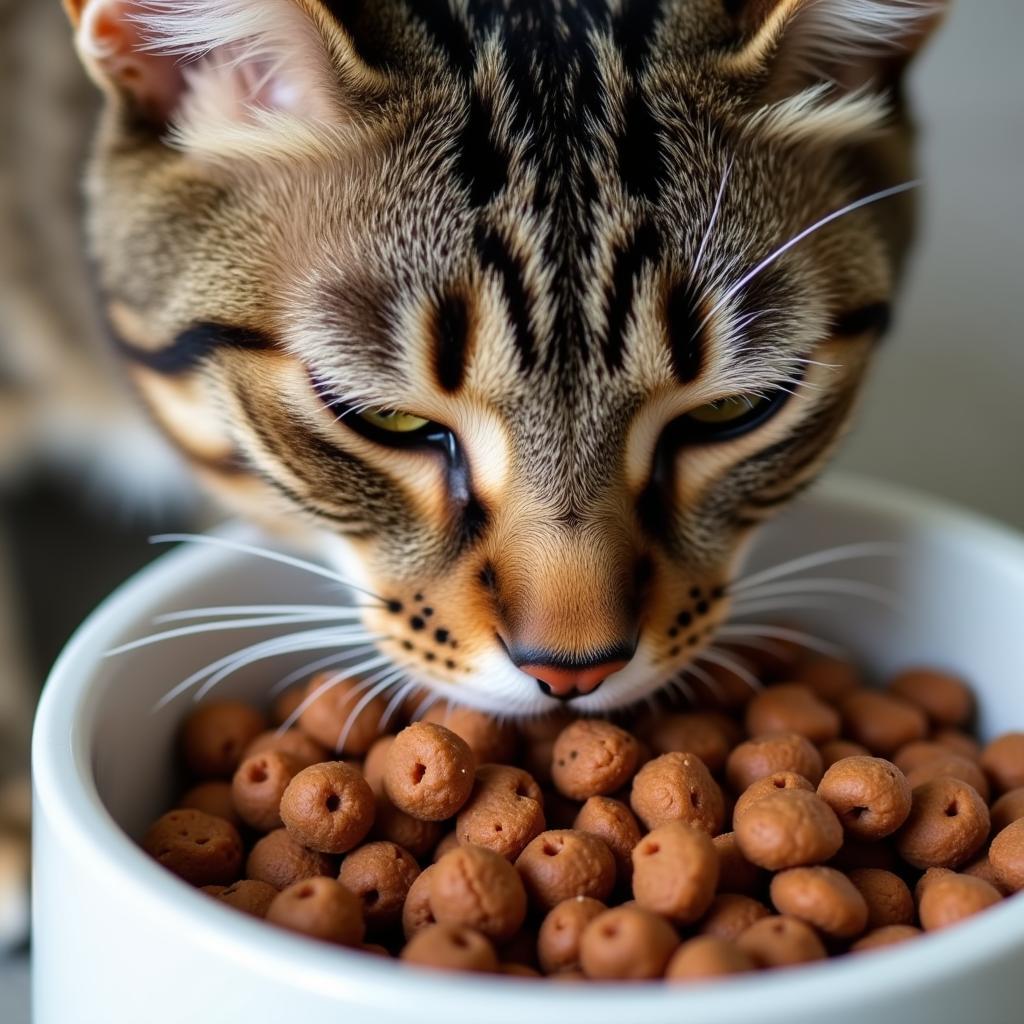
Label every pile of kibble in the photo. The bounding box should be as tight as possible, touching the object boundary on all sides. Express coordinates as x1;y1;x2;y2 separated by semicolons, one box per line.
142;648;1024;983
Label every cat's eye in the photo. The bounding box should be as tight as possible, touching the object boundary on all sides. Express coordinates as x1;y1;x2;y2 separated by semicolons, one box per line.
688;394;769;425
358;409;431;434
680;389;789;442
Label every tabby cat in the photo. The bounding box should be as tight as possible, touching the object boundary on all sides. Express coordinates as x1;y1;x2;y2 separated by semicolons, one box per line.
1;0;946;945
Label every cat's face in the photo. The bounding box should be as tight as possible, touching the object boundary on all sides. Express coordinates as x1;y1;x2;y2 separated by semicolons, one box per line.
69;0;941;715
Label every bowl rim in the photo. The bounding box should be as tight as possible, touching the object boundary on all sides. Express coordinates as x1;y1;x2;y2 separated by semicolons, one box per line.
32;472;1024;1020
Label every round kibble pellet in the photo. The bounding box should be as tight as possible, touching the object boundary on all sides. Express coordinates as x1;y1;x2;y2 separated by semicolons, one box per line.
794;658;861;705
851;925;922;952
210;879;278;918
401;923;498;973
280;762;375;854
180;701;267;780
989;819;1024;892
402;863;438;938
736;915;826;969
271;686;305;727
537;896;606;975
632;822;719;925
816;756;912;840
895;776;990;869
889;668;974;728
177;781;241;828
241;728;329;771
245;828;336;890
745;684;840;744
579;906;678;980
232;751;302;833
573;796;642;885
266;876;365;946
338;841;420;930
362;736;395;797
422;704;517;765
918;872;1002;931
431;845;527;941
735;789;842;870
143;809;243;887
839;691;928;756
934;730;982;761
769;866;868;938
433;832;461;862
962;854;1009;894
373;795;444;859
893;740;953;775
847;868;914;928
990;787;1024;833
516;830;616;911
698;894;771;940
551;720;639;800
630;752;725;835
915;866;954;904
665;936;755;982
726;733;824;792
298;672;387;756
384;722;475;821
733;772;814;825
713;833;763;895
646;713;732;775
820;740;870;769
980;733;1024;794
905;752;990;802
456;765;546;860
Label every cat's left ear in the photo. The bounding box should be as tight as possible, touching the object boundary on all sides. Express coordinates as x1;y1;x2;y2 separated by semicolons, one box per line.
721;0;948;96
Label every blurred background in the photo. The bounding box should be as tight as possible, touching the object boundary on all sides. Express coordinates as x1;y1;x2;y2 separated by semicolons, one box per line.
0;0;1022;1017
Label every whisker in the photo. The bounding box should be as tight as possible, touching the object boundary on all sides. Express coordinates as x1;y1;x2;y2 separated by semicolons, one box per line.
693;646;763;692
729;541;902;594
381;678;421;731
693;157;734;273
155;604;366;623
412;692;444;722
268;648;379;698
277;653;393;735
681;661;724;700
727;595;856;617
731;576;903;611
335;669;408;753
716;623;845;658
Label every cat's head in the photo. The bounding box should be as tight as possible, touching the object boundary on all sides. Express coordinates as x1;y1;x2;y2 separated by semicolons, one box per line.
66;0;944;715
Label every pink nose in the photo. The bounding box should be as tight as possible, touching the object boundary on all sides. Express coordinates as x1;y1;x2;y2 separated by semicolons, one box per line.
519;659;629;698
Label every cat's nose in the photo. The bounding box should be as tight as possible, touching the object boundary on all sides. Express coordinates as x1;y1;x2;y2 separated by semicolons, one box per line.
509;646;633;699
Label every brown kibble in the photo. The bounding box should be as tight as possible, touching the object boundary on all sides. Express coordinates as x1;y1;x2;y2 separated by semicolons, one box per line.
839;691;928;756
736;915;826;969
384;722;475;821
918;872;1002;930
630;752;724;835
402;864;438;938
735;790;843;870
962;854;1010;895
551;720;639;801
579;906;678;980
989;819;1024;892
362;737;395;797
769;866;868;938
210;879;278;918
231;751;303;833
372;795;444;859
632;822;719;925
847;869;914;928
914;866;954;904
905;752;990;802
180;701;267;780
280;762;375;854
338;841;420;930
266;876;365;946
820;740;870;769
795;658;861;705
422;704;517;765
271;686;305;727
298;672;387;756
515;830;616;911
934;730;982;761
726;733;824;792
537;896;606;974
665;936;755;982
980;733;1024;794
698;894;771;940
646;713;733;775
401;923;498;973
573;797;642;885
433;832;461;862
888;668;974;728
733;772;814;826
893;740;959;775
713;833;763;895
851;925;922;952
456;764;546;860
241;729;329;771
143;809;243;887
246;829;336;891
991;787;1024;834
501;963;540;978
895;777;990;869
432;845;528;941
816;756;912;840
745;685;841;744
522;738;557;787
177;781;241;829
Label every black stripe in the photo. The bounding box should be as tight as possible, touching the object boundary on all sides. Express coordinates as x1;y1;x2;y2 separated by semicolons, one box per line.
665;277;705;383
603;221;662;370
317;0;395;71
614;0;664;70
433;291;471;393
475;224;536;371
617;88;665;201
832;302;891;338
456;91;507;207
113;322;273;375
408;0;474;76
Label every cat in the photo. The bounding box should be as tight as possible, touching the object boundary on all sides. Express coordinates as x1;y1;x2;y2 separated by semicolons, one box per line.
0;0;946;948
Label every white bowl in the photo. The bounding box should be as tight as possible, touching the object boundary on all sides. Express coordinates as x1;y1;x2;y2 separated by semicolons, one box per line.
32;473;1024;1024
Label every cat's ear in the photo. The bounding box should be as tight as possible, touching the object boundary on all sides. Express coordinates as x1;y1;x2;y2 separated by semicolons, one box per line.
722;0;947;96
63;1;380;146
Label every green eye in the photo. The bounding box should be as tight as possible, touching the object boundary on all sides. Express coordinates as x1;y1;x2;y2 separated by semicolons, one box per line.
357;409;431;434
687;394;769;425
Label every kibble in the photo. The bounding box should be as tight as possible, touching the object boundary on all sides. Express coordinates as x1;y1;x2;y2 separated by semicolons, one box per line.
551;720;639;800
143;809;243;887
516;830;616;911
280;762;375;854
889;668;974;728
816;756;912;839
384;722;474;821
840;691;928;756
735;790;843;870
846;868;915;928
177;781;241;828
918;872;1001;930
209;879;278;918
769;866;868;938
732;771;814;825
232;751;302;833
338;841;420;930
646;713;732;774
665;936;755;982
180;701;267;780
241;728;329;771
401;923;498;973
980;733;1024;794
745;684;840;744
904;752;991;802
579;906;678;980
851;925;922;952
298;673;387;756
726;733;824;791
422;704;517;765
989;819;1024;892
632;822;718;924
630;752;725;834
266;877;365;946
736;915;826;968
431;845;527;940
698;893;771;940
573;796;642;885
456;764;546;860
895;776;990;869
989;787;1024;833
246;828;337;891
537;896;606;974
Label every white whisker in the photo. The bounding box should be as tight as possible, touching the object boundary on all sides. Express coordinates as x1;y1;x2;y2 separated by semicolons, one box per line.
335;669;408;752
278;654;392;735
155;604;366;623
729;541;902;593
682;661;723;700
381;678;420;730
268;648;377;697
716;623;845;657
731;576;903;611
694;646;762;692
693;157;734;274
727;595;855;617
412;692;444;722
